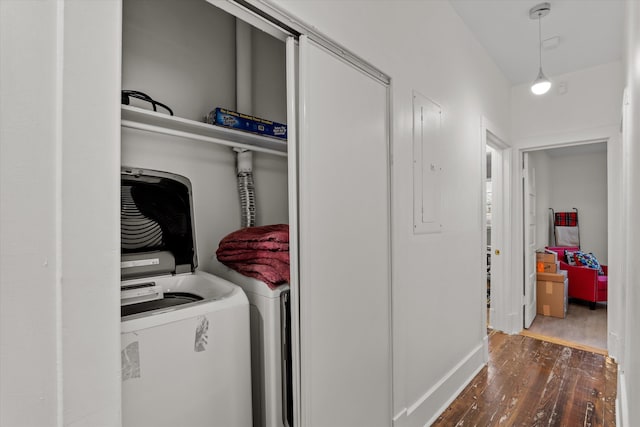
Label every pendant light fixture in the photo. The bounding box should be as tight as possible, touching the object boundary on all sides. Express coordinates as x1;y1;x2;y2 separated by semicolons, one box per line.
530;2;551;95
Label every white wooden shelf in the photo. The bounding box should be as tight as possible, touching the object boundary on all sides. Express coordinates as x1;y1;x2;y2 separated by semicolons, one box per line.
121;105;288;157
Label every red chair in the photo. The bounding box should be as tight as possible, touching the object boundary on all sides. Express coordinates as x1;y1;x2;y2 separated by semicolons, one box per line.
544;246;608;309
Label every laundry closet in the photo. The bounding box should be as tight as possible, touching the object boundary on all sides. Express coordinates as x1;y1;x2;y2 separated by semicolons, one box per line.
120;0;392;426
121;0;289;263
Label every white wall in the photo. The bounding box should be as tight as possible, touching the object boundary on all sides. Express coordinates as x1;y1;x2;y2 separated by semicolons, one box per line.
527;147;609;263
252;27;287;124
1;1;122;426
619;1;640;425
122;0;289;275
1;2;59;425
122;0;236;121
61;2;122;423
122;0;287;124
272;1;511;425
549;149;608;262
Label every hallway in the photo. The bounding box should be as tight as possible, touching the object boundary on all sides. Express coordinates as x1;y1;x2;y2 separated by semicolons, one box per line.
432;331;616;426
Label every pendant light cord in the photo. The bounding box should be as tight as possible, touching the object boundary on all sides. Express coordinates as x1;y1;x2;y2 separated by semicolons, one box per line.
538;12;543;70
529;3;551;94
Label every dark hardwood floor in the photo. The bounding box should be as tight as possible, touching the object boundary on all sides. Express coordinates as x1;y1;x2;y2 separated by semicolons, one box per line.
432;331;617;426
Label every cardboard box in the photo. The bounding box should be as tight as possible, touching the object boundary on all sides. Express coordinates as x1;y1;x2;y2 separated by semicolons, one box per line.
536;279;568;318
536;261;557;273
207;108;287;140
536;252;557;263
536;271;565;282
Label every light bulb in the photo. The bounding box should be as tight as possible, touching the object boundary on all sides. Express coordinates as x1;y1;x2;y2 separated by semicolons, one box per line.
531;80;551;95
531;69;551;95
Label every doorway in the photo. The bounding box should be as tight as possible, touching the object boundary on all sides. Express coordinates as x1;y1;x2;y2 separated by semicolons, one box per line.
486;147;493;325
520;142;608;351
482;122;510;333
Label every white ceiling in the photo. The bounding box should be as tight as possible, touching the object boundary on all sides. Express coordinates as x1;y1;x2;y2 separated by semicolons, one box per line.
449;0;625;85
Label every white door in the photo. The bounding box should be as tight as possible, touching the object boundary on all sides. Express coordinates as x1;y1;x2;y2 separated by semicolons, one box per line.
295;35;391;427
485;142;504;327
523;152;537;328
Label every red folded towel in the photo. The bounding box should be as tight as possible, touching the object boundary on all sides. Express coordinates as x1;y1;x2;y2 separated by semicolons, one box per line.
218;224;289;245
218;241;289;252
228;265;288;289
216;224;290;289
217;249;290;263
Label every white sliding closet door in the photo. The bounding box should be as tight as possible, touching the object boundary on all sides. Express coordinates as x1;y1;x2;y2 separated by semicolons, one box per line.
296;35;391;426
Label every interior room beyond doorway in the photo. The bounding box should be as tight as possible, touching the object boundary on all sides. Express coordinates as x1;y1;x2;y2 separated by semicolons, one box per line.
523;142;608;352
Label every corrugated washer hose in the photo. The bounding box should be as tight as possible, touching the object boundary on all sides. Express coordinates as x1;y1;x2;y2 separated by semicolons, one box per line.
235;148;255;228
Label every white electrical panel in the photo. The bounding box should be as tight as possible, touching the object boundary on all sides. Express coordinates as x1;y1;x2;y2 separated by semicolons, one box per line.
413;91;443;234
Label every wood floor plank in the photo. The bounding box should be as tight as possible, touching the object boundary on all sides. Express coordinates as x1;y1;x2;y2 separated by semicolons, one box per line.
498;340;565;425
554;348;588;425
431;332;617;427
583;351;608;427
525;347;573;425
468;335;545;425
520;329;608;356
433;333;524;425
604;357;618;426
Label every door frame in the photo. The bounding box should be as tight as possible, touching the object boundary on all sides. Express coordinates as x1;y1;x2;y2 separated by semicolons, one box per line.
522;151;538;328
480;117;511;341
510;137;614;337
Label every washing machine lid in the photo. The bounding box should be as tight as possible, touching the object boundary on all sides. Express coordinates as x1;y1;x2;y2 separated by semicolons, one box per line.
121;167;197;279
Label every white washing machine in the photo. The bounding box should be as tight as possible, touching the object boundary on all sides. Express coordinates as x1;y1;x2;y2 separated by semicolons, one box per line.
120;167;252;427
220;268;292;427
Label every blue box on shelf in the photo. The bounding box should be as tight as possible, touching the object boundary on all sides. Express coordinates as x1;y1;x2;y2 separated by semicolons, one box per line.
207;108;287;140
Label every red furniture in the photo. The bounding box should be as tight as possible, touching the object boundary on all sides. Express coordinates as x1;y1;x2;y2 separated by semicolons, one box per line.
544;246;608;309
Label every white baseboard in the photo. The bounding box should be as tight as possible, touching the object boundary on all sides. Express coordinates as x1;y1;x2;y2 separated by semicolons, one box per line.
482;333;490;362
617;370;629;427
393;342;485;427
608;331;620;361
392;409;408;427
